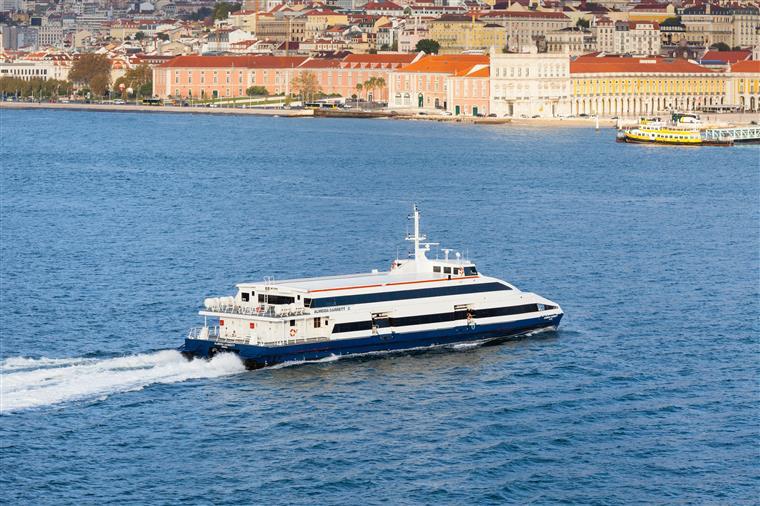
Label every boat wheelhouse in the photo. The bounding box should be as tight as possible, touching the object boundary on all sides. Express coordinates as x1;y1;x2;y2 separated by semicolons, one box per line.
180;206;563;368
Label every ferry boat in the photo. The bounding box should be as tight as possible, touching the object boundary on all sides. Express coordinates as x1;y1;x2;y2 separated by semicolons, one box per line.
618;113;705;145
180;206;563;368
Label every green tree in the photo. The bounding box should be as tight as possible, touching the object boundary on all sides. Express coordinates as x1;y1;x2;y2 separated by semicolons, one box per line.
709;42;731;51
134;31;145;40
113;64;152;98
213;2;241;20
661;16;682;26
157;32;170;41
69;53;112;96
575;18;590;29
0;77;73;98
246;85;268;96
374;76;385;100
415;39;440;54
187;6;212;21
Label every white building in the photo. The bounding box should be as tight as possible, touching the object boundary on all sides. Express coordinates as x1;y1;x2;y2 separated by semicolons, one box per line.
613;21;660;56
488;47;571;118
37;23;64;48
0;52;73;81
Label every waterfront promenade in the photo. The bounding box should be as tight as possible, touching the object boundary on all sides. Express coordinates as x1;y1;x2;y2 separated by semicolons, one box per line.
0;101;314;117
2;101;756;128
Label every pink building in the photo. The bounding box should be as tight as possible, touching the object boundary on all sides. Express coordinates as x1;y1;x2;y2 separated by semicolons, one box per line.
387;54;490;116
152;53;422;101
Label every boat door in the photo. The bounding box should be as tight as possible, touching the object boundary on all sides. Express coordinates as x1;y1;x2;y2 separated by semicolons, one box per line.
371;313;393;340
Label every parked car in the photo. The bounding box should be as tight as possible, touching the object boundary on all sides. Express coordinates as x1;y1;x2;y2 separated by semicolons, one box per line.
113;99;126;105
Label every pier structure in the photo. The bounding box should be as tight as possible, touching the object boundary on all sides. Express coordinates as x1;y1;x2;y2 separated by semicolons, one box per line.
702;126;760;144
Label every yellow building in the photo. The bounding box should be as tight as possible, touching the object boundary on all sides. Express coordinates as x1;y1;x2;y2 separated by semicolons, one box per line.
109;21;140;40
428;14;507;53
729;60;760;111
570;55;727;117
304;9;349;40
228;10;259;33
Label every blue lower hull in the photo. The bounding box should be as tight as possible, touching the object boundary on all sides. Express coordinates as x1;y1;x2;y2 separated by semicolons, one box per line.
180;314;563;369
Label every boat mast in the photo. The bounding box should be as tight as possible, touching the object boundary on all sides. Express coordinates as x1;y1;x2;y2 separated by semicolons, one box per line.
407;204;426;267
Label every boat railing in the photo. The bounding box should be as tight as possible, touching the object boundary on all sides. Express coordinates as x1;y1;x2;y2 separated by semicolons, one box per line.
204;304;308;319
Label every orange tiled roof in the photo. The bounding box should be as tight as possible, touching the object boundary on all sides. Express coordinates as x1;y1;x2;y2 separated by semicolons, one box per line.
731;60;760;73
299;58;342;68
398;54;488;74
701;50;751;63
343;53;417;64
463;66;489;78
158;55;308;68
481;10;569;19
570;55;714;74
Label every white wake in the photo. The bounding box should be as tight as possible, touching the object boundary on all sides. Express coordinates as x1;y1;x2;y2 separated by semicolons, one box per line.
0;350;245;413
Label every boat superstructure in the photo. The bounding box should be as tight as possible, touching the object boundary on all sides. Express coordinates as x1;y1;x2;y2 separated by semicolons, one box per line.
180;206;563;368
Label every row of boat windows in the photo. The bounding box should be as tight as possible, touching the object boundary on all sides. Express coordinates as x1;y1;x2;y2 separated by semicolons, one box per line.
305;282;511;309
433;265;478;276
240;280;505;308
240;292;299;305
332;304;557;333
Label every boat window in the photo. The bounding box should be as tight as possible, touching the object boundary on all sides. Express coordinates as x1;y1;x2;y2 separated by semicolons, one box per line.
433;266;441;273
332;303;548;333
310;282;512;308
304;298;312;308
332;320;373;333
313;317;321;328
258;294;295;305
290;319;295;327
464;266;478;276
443;267;452;274
241;292;250;302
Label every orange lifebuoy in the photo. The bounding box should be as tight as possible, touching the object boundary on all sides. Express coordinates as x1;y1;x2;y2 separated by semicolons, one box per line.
289;328;297;337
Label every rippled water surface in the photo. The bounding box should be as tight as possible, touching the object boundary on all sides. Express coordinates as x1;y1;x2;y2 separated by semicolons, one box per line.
1;110;758;504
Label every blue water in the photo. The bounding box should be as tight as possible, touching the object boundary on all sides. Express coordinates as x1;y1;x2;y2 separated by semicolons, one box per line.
1;110;758;504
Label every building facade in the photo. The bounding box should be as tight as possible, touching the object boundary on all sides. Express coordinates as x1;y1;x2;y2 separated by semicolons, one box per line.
613;21;660;56
153;53;419;100
427;14;507;53
480;10;572;53
570;55;727;117
388;54;489;115
489;48;571;118
729;60;760;111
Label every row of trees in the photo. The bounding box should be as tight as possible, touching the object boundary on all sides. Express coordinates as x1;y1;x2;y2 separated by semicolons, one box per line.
289;72;388;104
355;76;386;101
67;54;153;97
0;77;73;98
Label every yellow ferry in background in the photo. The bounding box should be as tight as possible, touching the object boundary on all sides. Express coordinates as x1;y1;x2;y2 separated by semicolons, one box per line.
618;113;705;145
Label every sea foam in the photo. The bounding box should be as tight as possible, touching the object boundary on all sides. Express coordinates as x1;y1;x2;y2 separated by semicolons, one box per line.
0;350;245;413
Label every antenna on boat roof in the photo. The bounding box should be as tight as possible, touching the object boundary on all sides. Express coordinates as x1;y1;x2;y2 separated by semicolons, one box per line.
406;203;427;265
